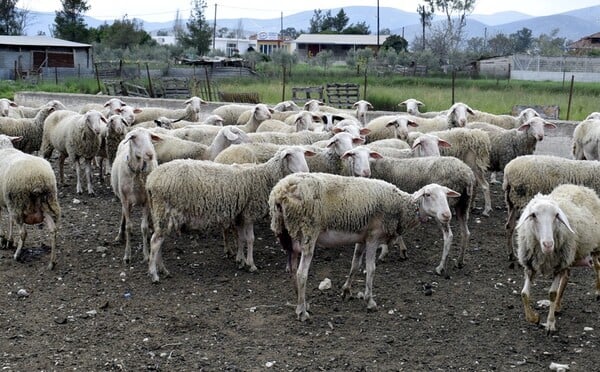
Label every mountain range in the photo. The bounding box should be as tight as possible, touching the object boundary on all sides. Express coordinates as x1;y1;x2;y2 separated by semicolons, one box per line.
24;5;600;43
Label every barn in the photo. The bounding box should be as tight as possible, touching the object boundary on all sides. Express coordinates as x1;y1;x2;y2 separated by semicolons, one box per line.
290;34;389;59
0;35;93;80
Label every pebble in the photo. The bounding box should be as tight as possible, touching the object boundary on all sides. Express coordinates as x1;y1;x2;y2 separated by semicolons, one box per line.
318;278;332;291
17;289;29;298
72;198;81;204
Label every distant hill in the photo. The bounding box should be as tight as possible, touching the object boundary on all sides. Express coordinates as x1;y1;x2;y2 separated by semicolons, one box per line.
21;5;599;44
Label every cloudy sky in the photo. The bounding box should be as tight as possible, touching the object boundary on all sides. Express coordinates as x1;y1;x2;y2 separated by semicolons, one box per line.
18;0;600;22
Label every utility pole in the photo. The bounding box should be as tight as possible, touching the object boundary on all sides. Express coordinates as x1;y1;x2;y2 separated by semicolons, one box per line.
212;3;217;51
376;0;380;50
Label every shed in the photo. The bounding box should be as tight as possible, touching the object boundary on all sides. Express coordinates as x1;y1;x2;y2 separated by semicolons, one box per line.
290;34;389;58
0;35;93;80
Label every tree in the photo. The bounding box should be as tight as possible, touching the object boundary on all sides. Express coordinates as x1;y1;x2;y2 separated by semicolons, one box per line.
309;9;325;33
381;35;408;52
424;0;475;52
281;27;299;39
487;33;513;56
0;0;29;35
416;3;434;51
534;29;566;56
313;49;333;70
331;9;349;32
53;0;90;42
176;0;212;56
510;27;533;53
91;17;155;49
342;21;370;35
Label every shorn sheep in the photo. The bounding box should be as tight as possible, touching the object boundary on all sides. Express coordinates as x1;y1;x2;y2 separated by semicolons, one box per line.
0;100;65;154
468;107;540;129
145;146;312;282
40;109;107;195
503;154;600;261
340;148;474;276
111;128;160;264
268;172;459;321
0;135;60;269
516;184;600;333
466;117;556;183
571;117;600;160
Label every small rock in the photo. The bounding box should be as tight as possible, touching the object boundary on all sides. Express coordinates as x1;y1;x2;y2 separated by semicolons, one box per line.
96;246;108;253
265;361;275;368
17;289;29;298
54;316;68;324
72;198;81;204
584;327;594;332
318;278;332;291
549;362;570;371
86;310;97;317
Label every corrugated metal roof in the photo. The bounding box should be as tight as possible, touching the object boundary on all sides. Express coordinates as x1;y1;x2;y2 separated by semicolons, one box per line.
293;34;389;46
0;36;91;48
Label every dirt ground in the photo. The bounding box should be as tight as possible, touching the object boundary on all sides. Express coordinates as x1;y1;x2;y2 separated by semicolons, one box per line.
1;156;599;372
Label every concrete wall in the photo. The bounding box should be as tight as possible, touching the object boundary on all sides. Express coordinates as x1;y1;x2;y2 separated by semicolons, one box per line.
511;71;600;83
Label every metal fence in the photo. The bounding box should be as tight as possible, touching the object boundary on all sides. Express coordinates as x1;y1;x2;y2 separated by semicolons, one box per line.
511;54;600;82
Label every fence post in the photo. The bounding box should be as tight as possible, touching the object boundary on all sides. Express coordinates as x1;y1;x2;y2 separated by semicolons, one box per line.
146;63;155;98
451;70;456;105
55;67;58;84
566;75;575;120
281;65;286;101
363;64;368;100
94;62;101;93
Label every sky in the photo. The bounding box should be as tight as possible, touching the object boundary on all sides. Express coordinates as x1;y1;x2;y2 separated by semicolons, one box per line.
17;0;600;23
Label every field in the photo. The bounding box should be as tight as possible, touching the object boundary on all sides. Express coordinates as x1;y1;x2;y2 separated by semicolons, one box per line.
1;144;599;371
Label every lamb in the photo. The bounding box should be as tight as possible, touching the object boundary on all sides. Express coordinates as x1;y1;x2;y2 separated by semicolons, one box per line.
571;118;600;160
516;184;600;333
466;117;556;182
145;146;312;282
111;128;160;264
268;172;459;320
0;100;66;154
408;128;492;216
468;107;540;129
152;125;250;163
0;98;22;118
353;100;373;126
234;103;273;133
503;154;600;261
212;103;254;126
131;96;207;124
97;114;130;180
40;109;107;195
340;148;474;276
0;135;60;269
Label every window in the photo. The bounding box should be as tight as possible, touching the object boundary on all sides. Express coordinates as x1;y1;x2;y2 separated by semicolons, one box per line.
33;50;74;68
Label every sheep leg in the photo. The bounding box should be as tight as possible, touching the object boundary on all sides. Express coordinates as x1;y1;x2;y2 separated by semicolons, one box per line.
395;235;409;260
554;268;570;314
455;204;471;269
12;221;26;262
489;171;501;184
593;253;600;300
140;204;151;262
296;238;316;322
358;240;378;311
236;222;257;272
342;243;366;300
148;230;169;283
121;202;133;264
115;213;125;243
222;226;236;258
44;213;58;270
544;270;568;334
435;222;453;278
505;205;518;261
58;153;67;185
74;157;83;194
377;242;389;261
477;172;492;217
83;158;95;196
521;267;539;325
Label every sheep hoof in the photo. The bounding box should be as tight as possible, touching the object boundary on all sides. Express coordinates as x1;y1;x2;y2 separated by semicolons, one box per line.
367;299;378;311
47;261;56;270
248;265;258;273
482;210;491;217
398;250;408;260
298;311;310;322
123;257;130;265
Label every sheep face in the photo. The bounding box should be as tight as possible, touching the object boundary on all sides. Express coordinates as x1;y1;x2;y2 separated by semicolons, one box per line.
412;184;459;225
516;196;574;254
124;129;158;173
448;102;474;127
0;98;17;117
84;110;108;136
386;116;418;141
0;134;20;149
340;146;383;178
518;117;557;142
279;147;310;174
253;104;272;122
399;99;424;115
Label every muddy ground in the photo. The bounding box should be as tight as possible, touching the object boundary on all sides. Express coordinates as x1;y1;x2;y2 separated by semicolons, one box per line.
0;155;599;372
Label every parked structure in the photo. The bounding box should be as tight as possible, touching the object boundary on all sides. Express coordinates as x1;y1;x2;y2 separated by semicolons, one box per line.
290;34;389;58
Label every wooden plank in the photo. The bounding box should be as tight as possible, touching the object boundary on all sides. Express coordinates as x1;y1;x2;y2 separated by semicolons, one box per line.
325;83;359;109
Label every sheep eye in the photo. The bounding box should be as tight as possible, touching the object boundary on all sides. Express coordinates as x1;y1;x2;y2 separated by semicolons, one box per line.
424;192;430;197
530;213;536;219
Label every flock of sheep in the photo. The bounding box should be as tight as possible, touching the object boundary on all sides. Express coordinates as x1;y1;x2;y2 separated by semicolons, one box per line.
0;94;599;332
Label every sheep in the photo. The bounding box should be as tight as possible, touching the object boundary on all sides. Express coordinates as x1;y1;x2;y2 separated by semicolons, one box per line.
0;98;22;118
159;114;225;130
303;99;344;114
233;103;273;133
503;154;600;261
97;114;130;180
247;130;333;145
272;100;301;112
365;115;419;142
466;117;557;182
0;100;66;154
151;125;250;163
398;98;448;118
571;118;600;160
131;96;207;124
408;128;492;216
516;184;600;333
468;107;540;129
268;172;459;320
212;103;254;126
585;112;600;120
444;102;475;128
353;100;373;126
340;148;474;276
0;135;60;269
79;98;128;116
145;146;312;282
168;124;224;145
256;111;321;133
40;110;107;195
111;128;160;264
366;134;449;158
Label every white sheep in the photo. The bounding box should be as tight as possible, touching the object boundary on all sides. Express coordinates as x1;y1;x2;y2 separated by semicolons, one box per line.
152;125;250;163
303;99;344;114
398;98;448;118
365;115;419;142
0;98;22;118
503;154;600;261
408;128;492;216
247;130;333;145
0;100;65;154
79;98;128;116
131;96;207;124
340;148;474;276
111;127;160;264
468;107;540;129
366;134;449;159
145;146;312;282
212;103;254;126
516;184;600;333
168;124;224;145
272;100;301;112
256;111;321;133
233;103;273;133
40;110;107;195
160;114;225;129
467;117;557;182
353;100;373;126
0;135;60;269
268;172;459;320
97;114;130;180
571;118;600;160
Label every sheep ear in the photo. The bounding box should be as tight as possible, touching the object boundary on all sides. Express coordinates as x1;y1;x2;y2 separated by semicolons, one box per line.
517;123;530;132
385;119;398;128
352;136;366;145
133;108;143;114
150;134;162;142
412;137;422;149
438;138;451;148
443;186;461;198
416;100;424;106
359;128;371;135
352;102;359;108
367;102;373;109
556;209;574;233
369;151;383;159
332;114;346;122
223;128;239;141
515;205;534;230
466;106;475;115
9;136;22;143
544;122;557;129
407;120;418;128
311;114;322;122
303;149;317;157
